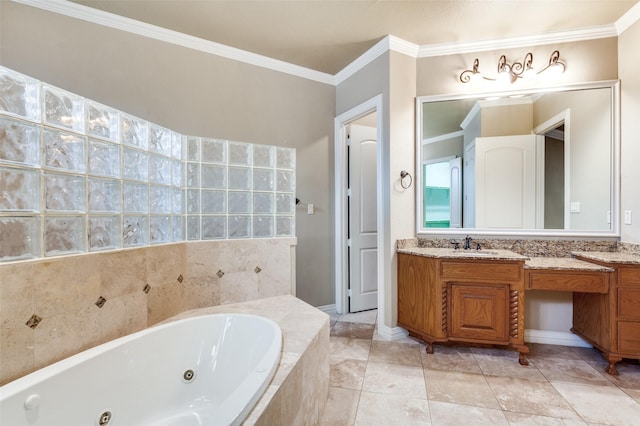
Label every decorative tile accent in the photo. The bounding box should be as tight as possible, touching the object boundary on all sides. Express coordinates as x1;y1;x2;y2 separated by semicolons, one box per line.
217;269;225;278
255;266;262;274
95;296;107;308
177;274;184;283
143;284;151;294
25;314;42;329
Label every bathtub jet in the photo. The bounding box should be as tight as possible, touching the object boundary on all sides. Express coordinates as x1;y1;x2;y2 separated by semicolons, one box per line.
0;314;282;426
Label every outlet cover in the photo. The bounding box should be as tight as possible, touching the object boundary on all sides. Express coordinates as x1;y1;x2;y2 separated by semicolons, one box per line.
625;210;632;225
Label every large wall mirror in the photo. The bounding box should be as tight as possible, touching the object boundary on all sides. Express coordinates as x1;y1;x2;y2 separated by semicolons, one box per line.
416;81;620;237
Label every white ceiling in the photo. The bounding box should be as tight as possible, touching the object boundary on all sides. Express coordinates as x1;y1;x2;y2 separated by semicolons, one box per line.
70;0;638;74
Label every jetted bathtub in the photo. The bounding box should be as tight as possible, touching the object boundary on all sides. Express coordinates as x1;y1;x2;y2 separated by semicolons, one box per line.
0;313;282;425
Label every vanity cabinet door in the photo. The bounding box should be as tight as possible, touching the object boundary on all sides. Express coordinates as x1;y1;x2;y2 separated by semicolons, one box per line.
449;284;509;342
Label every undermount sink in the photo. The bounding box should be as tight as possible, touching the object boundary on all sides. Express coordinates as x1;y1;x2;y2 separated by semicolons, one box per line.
449;250;499;257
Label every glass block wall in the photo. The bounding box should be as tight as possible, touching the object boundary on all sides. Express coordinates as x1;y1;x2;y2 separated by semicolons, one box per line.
0;66;295;262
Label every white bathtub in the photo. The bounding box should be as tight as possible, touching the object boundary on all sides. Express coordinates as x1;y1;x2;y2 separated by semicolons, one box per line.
0;313;282;426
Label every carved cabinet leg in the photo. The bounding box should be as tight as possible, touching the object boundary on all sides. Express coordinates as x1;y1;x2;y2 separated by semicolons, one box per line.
604;355;622;376
425;342;434;354
518;352;529;366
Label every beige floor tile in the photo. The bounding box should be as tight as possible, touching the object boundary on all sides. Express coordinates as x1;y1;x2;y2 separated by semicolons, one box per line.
319;387;360;426
354;391;430;425
474;351;548;381
330;336;371;361
624;388;640;403
362;361;427;399
330;358;367;390
422;345;483;374
424;369;500;409
368;340;422;367
602;362;640;390
331;322;376;339
337;309;378;325
372;330;423;346
552;381;640;425
428;400;509;425
486;376;581;420
503;412;588;425
533;357;613;387
528;343;584;362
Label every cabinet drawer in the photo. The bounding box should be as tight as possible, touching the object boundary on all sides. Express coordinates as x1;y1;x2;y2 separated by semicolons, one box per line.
618;288;640;320
619;266;640;286
618;322;640;353
527;271;608;293
441;261;521;282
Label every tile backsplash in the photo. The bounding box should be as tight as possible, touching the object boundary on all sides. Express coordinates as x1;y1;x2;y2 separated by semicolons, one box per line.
0;65;296;262
0;237;296;385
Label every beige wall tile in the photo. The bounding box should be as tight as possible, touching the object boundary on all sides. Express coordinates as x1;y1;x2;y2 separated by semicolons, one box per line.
146;243;185;287
34;305;101;370
147;281;186;325
100;248;147;298
34;256;101;318
99;292;147;342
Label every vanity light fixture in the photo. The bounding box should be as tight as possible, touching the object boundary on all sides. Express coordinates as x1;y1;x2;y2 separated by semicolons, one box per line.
459;50;565;85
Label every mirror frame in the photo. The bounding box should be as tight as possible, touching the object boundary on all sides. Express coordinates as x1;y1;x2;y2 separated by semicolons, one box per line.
415;80;620;238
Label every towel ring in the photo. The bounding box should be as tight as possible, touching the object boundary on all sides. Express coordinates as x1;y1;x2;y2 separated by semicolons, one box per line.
400;170;412;189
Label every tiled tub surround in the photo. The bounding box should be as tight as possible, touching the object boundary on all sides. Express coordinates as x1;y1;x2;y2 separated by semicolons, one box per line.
168;296;330;425
0;65;296;262
0;237;296;386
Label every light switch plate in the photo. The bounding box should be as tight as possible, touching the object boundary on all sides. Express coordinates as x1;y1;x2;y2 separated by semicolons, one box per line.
625;210;632;225
570;202;580;213
307;203;314;215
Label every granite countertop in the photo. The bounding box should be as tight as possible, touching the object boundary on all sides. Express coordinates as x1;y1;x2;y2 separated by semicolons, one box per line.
525;257;614;272
397;247;528;261
571;251;640;265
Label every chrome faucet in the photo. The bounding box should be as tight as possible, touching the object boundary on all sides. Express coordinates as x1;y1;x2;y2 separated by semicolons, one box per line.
463;235;472;250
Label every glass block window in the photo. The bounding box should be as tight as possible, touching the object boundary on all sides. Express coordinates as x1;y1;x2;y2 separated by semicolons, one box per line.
0;65;295;262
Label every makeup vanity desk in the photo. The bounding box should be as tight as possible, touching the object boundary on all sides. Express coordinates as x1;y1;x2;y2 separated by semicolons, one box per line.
524;253;640;375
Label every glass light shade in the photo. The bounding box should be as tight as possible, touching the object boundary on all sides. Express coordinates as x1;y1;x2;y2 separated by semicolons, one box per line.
496;70;512;86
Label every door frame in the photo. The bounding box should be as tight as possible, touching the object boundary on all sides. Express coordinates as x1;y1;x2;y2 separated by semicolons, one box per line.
533;108;570;229
334;94;384;317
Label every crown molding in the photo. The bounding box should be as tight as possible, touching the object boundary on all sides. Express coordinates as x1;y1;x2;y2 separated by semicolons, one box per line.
418;25;618;58
616;0;640;34
334;36;390;86
10;0;639;87
10;0;335;85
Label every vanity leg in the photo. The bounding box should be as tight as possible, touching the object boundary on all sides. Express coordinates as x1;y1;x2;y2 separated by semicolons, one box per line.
604;355;622;376
425;342;434;354
518;351;529;366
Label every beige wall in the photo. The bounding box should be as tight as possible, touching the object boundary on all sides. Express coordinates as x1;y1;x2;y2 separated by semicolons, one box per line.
0;1;335;307
335;51;417;330
620;17;640;243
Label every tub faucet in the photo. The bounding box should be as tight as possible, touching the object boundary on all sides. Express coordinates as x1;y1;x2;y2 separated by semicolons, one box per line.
464;235;472;250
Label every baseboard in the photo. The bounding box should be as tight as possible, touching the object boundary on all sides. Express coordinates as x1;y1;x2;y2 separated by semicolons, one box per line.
315;304;337;316
525;329;592;348
377;325;409;341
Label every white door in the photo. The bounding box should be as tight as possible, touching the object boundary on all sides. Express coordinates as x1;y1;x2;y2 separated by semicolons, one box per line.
449;157;462;228
463;142;476;228
475;135;537;229
348;124;378;312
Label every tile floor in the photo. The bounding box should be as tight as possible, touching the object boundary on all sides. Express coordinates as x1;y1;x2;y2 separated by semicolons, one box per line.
319;310;640;426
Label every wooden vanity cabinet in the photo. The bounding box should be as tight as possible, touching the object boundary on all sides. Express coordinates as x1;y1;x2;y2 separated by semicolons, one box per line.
571;256;640;375
398;253;528;364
